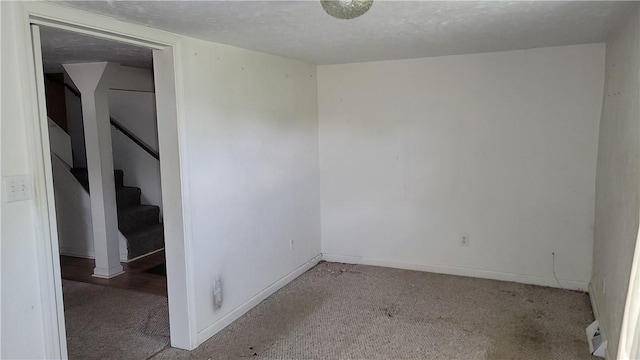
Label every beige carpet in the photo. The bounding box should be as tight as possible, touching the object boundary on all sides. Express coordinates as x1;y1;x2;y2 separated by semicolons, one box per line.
62;280;170;360
152;262;597;360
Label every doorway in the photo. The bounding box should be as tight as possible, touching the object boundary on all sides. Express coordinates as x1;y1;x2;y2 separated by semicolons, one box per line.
38;26;171;357
22;3;196;357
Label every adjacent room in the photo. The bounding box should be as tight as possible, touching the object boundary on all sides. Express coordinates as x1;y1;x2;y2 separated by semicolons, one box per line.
39;26;171;359
1;1;639;360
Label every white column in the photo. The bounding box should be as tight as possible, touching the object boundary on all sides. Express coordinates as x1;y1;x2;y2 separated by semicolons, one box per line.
63;62;123;278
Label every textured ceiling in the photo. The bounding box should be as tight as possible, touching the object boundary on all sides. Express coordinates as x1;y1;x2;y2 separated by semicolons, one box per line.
49;1;632;65
40;26;153;73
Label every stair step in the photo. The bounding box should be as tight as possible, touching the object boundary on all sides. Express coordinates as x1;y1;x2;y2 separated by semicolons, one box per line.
126;224;165;260
69;167;164;260
116;186;141;208
118;205;160;234
114;170;124;187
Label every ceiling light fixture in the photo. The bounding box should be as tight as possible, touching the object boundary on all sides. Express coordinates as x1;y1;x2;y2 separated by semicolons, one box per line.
321;0;374;20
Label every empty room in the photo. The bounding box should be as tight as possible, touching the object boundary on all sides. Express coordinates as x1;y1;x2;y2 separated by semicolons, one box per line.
2;1;639;360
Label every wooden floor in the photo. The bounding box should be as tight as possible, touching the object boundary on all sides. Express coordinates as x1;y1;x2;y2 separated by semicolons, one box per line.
60;250;168;297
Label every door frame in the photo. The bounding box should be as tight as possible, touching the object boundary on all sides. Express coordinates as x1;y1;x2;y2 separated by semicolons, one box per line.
21;2;197;357
619;224;640;360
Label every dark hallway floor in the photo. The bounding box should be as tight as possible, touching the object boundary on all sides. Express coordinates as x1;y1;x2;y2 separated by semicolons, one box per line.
60;250;167;297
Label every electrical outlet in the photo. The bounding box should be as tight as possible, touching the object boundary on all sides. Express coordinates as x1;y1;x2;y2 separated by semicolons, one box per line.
4;175;33;202
460;234;469;247
290;239;294;251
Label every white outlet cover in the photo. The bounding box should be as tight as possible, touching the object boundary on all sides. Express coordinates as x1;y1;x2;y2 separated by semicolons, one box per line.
4;175;33;202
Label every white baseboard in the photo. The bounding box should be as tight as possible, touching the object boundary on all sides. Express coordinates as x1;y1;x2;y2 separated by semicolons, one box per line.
59;247;94;259
589;283;601;319
195;253;588;349
322;254;589;291
60;247;129;262
196;254;322;346
123;247;165;263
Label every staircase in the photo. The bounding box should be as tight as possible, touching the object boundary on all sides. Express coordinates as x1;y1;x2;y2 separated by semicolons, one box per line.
70;168;164;260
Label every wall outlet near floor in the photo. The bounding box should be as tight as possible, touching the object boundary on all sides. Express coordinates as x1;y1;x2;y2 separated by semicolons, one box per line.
460;233;469;247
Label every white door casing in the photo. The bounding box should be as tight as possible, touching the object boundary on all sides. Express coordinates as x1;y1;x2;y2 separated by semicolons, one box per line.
22;2;197;357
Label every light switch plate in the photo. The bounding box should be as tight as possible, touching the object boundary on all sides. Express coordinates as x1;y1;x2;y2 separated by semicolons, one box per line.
4;175;33;202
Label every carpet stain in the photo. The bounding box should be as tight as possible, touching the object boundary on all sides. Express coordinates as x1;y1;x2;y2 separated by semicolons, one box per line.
322;262;363;277
501;289;518;297
516;322;547;345
487;314;552;360
380;304;398;318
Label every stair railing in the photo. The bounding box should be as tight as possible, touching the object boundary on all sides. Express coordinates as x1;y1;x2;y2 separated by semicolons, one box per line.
109;117;159;160
52;77;160;161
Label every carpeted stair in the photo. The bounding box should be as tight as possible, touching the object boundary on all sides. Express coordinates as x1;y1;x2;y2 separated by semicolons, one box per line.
70;168;164;260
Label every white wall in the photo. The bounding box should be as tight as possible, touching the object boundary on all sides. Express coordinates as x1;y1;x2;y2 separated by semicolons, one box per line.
178;38;321;342
112;65;154;92
110;89;163;214
318;44;605;291
2;2;321;354
1;2;48;358
109;89;158;149
3;1;618;357
51;153;96;259
591;4;640;359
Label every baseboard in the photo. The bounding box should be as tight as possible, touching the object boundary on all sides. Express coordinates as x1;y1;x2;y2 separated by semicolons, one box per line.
59;247;94;259
196;254;323;346
322;254;589;291
589;283;601;319
123;247;165;263
60;247;129;262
